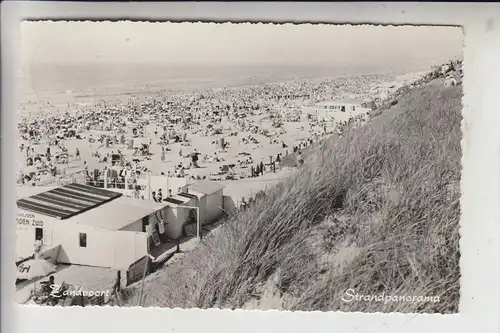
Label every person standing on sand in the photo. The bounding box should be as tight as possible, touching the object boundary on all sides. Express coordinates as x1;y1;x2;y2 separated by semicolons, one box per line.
161;147;166;163
297;152;304;166
83;161;89;177
152;191;157;202
260;161;264;176
191;149;199;168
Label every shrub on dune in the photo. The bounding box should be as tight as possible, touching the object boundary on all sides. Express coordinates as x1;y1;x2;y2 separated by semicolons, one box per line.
127;83;462;314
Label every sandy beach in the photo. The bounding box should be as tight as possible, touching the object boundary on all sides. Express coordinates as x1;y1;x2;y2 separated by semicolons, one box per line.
17;67;427;197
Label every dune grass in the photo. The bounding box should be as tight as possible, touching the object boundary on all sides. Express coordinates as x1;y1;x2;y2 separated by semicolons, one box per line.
126;82;462;313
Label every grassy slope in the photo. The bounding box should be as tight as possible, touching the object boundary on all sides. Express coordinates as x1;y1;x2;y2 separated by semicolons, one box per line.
125;82;462;313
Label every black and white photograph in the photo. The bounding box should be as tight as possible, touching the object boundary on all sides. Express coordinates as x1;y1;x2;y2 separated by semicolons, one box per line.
14;21;463;313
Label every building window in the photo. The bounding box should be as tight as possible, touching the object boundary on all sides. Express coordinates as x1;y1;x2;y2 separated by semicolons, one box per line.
79;233;87;248
35;227;43;241
43;229;52;246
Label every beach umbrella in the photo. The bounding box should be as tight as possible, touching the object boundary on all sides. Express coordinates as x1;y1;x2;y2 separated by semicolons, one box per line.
16;259;56;281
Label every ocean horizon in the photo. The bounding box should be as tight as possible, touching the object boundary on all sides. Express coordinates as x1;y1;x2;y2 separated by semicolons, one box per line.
19;62;421;99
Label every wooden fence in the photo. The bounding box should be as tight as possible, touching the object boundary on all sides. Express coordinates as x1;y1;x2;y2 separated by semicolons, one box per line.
126;256;150;287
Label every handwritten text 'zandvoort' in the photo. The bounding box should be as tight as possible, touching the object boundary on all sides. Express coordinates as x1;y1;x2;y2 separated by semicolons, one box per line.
49;284;111;298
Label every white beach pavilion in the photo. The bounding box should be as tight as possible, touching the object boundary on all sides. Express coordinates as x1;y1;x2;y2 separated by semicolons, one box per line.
16;183;168;269
302;99;372;122
159;180;226;239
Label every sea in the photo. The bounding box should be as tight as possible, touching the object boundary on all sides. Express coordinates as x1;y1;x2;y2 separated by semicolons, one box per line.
17;62;414;116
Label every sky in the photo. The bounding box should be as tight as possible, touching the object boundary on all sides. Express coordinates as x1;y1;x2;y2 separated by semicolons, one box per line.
20;21;463;70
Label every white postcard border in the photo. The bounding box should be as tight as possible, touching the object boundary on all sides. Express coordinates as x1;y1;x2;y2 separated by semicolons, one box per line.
1;2;499;333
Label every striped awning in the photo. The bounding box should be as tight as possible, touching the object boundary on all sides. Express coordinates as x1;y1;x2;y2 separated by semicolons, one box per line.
17;183;122;220
178;192;198;200
164;197;185;205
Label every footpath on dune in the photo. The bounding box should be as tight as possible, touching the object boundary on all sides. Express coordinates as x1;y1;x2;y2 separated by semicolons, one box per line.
123;78;462;314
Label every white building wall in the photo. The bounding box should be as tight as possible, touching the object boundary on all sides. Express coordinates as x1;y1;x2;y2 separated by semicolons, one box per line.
198;195;208;224
55;224;115;268
112;231;148;270
136;176;190;198
204;190;224;223
16;208;148;268
311;103;372;123
16;210;58;260
119;209;168;234
120;219;144;232
164;206;189;239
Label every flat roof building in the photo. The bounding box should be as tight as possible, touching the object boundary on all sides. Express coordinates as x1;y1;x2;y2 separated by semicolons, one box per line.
302;99;372;123
16;183;168;269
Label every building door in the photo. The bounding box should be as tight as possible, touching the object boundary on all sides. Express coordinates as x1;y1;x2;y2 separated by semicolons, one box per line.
141;216;148;232
35;227;43;241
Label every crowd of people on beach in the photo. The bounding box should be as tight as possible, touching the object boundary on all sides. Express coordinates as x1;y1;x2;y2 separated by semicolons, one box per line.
17;69;430;191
